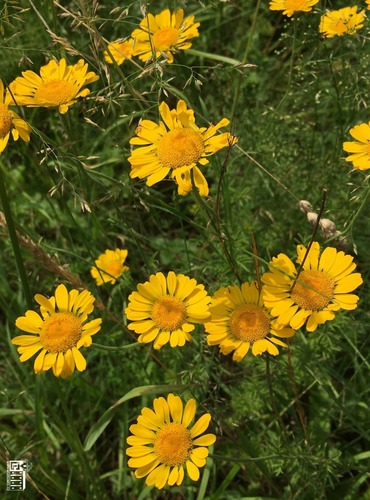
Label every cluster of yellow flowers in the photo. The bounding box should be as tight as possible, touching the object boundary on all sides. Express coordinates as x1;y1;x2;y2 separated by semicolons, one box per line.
103;8;200;65
267;2;370;170
5;5;367;491
269;1;367;38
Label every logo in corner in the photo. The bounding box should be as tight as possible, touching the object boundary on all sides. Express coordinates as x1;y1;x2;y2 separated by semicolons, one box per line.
6;460;32;491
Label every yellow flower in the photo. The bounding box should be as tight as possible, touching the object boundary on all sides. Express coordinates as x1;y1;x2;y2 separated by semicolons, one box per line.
12;284;102;378
127;393;216;489
9;58;99;114
91;248;129;286
205;282;295;361
319;7;366;38
125;271;211;349
131;8;200;63
0;80;31;154
343;122;370;171
269;0;319;17
262;242;363;332
104;39;134;65
128;100;236;196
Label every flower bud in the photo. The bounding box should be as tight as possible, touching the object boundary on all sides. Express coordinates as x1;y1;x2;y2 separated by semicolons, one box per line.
299;200;313;214
319;218;336;236
307;212;318;225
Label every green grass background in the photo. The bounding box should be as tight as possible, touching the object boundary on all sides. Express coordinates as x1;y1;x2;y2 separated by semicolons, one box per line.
1;0;370;498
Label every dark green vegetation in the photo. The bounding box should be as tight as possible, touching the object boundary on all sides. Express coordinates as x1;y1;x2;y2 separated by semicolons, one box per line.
1;1;370;498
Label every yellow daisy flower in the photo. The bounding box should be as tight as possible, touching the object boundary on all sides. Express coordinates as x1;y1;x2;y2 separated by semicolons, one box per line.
131;8;200;64
128;100;236;196
12;284;102;378
205;282;295;361
127;393;216;489
269;0;319;17
104;39;134;65
91;248;129;286
343;122;370;171
262;242;363;332
0;80;31;154
319;7;366;38
125;271;211;349
9;58;99;114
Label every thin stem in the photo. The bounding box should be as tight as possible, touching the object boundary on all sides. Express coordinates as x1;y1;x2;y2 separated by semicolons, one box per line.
287;346;309;442
265;354;289;443
191;169;243;284
230;0;262;124
290;188;327;293
0;166;33;308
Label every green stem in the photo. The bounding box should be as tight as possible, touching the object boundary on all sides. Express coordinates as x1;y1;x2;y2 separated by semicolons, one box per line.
230;0;262;124
0;166;33;308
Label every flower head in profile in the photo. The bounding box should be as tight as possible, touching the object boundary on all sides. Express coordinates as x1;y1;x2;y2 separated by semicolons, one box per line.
269;0;319;17
0;80;31;154
205;282;295;361
262;242;363;332
125;271;211;349
343;122;370;171
127;393;216;489
128;100;236;196
91;248;129;286
131;8;199;64
9;58;99;114
104;40;134;65
12;284;102;378
319;7;365;38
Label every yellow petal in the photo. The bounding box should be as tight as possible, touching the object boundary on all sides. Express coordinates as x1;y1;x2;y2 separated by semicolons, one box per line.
53;352;65;377
12;335;40;346
334;273;363;294
34;349;47;373
72;347;87;371
168;465;179;486
182;399;196;428
168;394;183;423
190;413;211;438
19;343;43;362
192;434;216;446
186;460;200;481
55;284;69;312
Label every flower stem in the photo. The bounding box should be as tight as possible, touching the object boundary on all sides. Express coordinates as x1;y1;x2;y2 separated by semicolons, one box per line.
230;0;262;124
0;166;33;308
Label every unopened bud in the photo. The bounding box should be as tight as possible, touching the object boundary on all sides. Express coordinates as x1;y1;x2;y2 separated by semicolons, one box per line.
299;200;313;214
319;218;336;236
334;230;348;249
307;212;318;225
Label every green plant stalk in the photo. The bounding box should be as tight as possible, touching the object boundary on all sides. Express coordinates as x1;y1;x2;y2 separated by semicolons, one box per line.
230;0;262;124
0;165;33;308
265;354;289;443
190;169;243;283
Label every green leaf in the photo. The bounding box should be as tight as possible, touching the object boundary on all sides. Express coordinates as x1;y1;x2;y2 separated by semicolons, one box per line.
83;384;183;451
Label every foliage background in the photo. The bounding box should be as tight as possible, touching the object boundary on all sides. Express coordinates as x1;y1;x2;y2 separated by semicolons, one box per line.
1;0;370;498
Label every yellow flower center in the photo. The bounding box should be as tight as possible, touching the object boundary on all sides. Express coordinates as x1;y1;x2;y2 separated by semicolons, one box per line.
104;261;123;278
34;80;76;105
154;422;193;466
151;296;187;331
40;312;82;353
157;128;205;170
291;270;335;310
0;103;13;138
229;304;271;342
152;27;180;52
